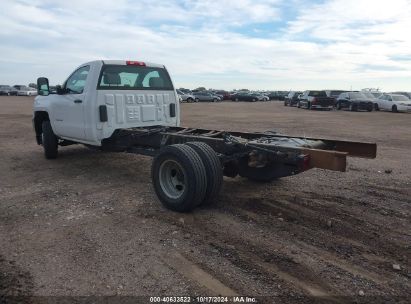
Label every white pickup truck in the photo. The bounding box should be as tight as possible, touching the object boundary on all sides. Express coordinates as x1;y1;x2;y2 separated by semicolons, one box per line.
33;60;377;212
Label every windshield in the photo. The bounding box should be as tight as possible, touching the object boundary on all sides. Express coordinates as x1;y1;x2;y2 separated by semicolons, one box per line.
362;92;375;98
392;95;409;101
98;65;173;90
349;92;367;99
308;91;326;97
330;90;345;96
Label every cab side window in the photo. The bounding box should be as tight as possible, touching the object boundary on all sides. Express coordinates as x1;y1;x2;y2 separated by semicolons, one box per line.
66;66;90;94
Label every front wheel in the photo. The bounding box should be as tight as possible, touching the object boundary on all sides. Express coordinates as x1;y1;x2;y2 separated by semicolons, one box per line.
151;144;207;212
41;121;58;159
213;98;217;102
374;103;380;111
187;97;194;103
392;105;398;113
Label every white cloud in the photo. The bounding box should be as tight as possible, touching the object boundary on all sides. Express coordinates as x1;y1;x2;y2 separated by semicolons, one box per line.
0;0;411;91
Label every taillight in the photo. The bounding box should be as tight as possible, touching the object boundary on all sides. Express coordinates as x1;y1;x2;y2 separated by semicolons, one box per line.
126;61;146;66
300;154;311;171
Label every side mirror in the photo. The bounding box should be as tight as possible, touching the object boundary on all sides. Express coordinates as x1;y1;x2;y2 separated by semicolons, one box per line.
37;77;50;96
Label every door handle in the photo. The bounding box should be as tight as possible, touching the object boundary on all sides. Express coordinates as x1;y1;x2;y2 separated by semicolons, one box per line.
74;99;82;103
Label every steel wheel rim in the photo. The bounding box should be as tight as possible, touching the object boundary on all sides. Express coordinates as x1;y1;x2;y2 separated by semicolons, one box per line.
159;160;186;199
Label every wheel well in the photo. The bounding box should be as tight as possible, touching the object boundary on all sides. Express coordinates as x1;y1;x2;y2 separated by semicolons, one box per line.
33;111;50;144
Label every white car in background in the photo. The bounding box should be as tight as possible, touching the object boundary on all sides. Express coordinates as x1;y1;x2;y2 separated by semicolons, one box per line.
17;86;38;96
176;89;196;103
376;94;411;112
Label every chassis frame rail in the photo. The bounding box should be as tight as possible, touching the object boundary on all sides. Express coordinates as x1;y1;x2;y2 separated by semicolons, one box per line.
102;126;377;173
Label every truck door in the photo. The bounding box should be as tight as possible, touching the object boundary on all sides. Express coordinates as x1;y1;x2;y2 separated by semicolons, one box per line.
52;66;89;140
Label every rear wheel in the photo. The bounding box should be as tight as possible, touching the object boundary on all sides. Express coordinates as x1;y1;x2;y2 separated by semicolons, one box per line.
336;102;342;110
152;144;207;212
187;97;194;103
186;142;222;206
235;97;239;102
213;98;217;102
374;103;380;111
252;98;257;102
41;121;58;159
308;102;312;110
367;103;373;112
392;105;398;113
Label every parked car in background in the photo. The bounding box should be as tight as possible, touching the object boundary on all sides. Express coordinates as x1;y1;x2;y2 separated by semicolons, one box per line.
231;93;259;102
193;91;221;102
214;90;231;100
336;92;373;111
361;92;381;109
376;94;411;112
16;86;38;96
284;91;302;106
277;91;288;101
0;85;14;95
176;89;196;103
251;92;269;101
391;92;411;99
325;90;347;101
298;90;334;110
361;89;383;99
268;91;287;100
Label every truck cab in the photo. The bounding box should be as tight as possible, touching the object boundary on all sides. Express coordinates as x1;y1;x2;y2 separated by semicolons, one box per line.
33;60;179;146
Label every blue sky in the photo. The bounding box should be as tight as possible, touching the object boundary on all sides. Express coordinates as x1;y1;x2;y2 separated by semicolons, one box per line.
1;0;411;91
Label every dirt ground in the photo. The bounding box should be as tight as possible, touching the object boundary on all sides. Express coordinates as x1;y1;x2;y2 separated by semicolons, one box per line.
0;96;410;303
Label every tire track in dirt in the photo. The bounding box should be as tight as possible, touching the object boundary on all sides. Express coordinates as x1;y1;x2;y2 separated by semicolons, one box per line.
220;188;409;261
213;195;410;294
161;251;238;296
0;254;33;303
151;211;343;301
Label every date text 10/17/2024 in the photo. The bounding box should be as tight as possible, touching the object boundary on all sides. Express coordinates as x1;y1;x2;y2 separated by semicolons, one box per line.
149;296;258;303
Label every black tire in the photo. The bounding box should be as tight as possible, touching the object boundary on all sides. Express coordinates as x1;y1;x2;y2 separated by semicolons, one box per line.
235;97;239;102
297;102;301;108
374;103;379;111
195;98;199;102
367;103;373;112
349;104;357;112
307;102;312;110
252;98;257;102
213;98;217;102
186;142;223;206
284;100;288;106
41;121;58;159
187;97;193;103
392;105;398;113
151;144;207;212
336;102;342;110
